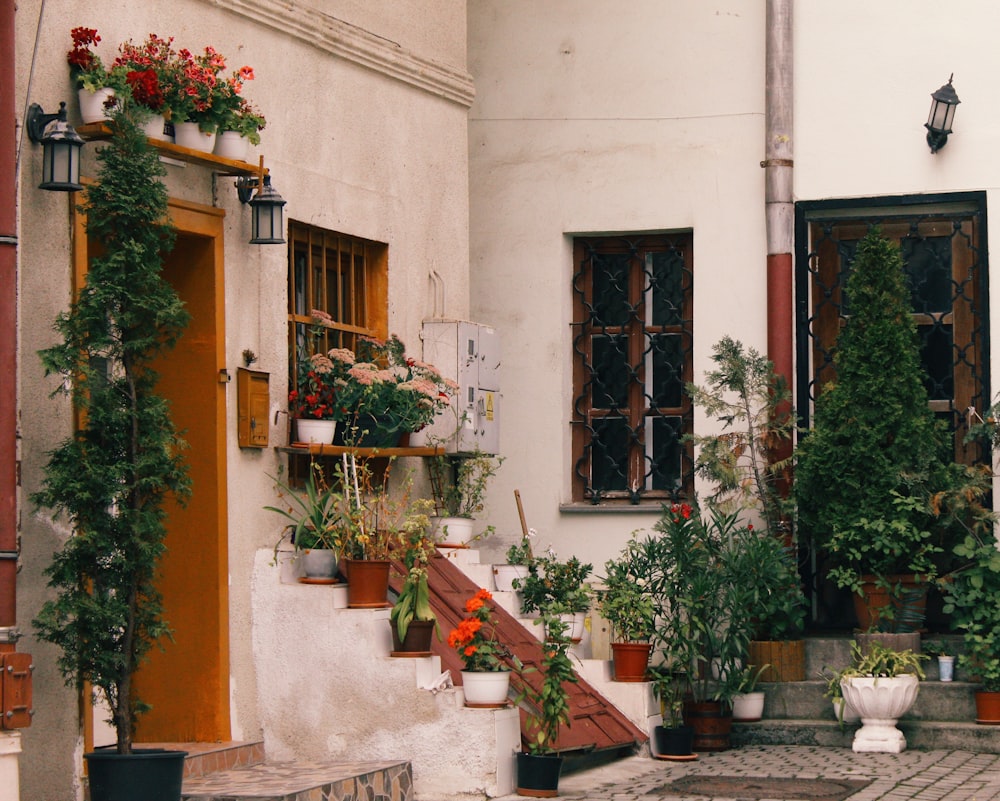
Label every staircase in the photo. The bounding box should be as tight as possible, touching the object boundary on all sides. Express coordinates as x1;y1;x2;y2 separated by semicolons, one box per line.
732;636;1000;753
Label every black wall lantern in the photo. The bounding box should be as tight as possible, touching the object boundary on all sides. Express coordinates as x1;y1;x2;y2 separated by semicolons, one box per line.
925;75;960;154
237;173;287;245
26;102;84;191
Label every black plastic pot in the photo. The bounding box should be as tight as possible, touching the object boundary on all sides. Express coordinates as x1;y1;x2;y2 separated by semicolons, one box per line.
516;751;563;798
85;748;188;801
653;724;695;756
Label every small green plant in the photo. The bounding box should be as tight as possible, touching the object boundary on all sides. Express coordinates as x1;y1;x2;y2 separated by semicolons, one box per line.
648;663;688;728
265;461;345;555
686;336;795;537
390;498;440;643
520;612;579;754
428;450;504;519
596;533;657;643
505;527;535;566
850;640;926;680
515;554;593;615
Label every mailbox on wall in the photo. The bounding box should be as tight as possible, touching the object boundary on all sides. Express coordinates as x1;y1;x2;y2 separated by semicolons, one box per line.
421;320;500;455
237;367;270;448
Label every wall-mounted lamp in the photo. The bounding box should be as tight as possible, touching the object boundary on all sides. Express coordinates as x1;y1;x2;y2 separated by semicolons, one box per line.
236;172;287;245
925;74;960;154
26;102;84;191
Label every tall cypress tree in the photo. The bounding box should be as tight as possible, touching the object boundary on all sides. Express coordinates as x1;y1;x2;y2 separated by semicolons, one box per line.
33;104;190;753
795;229;949;594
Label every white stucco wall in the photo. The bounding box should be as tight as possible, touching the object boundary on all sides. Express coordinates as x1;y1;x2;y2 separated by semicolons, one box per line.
15;2;471;798
467;0;1000;582
467;0;769;572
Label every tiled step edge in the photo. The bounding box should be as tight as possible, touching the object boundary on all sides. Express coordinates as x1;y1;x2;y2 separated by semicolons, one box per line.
136;741;266;779
182;759;413;801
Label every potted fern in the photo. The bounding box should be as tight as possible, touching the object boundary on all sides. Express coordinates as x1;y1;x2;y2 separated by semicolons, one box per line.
31;102;190;801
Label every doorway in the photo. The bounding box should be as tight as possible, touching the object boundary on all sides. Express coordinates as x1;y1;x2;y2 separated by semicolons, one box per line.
77;199;230;745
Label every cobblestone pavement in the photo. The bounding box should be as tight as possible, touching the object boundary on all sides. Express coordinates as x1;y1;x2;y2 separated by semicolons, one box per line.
495;746;1000;801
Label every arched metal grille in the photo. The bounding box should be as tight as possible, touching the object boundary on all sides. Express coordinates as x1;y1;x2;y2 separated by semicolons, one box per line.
571;235;694;504
795;193;990;468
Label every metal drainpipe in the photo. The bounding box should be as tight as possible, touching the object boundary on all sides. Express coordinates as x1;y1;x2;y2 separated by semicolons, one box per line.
1;0;33;750
763;0;794;482
0;0;20;643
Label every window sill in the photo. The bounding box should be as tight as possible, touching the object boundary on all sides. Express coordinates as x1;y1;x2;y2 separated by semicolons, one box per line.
559;503;668;515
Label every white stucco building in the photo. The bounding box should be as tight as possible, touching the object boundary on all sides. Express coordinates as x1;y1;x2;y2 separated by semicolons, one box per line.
5;2;1000;799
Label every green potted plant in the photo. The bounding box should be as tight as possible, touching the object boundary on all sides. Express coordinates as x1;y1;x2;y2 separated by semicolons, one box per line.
646;503;771;751
31;104;190;801
515;554;593;643
265;461;345;581
515;612;578;796
941;526;1000;721
493;525;535;591
648;663;694;758
67;26;117;123
427;449;503;544
687;336;807;680
795;229;957;633
388;498;440;655
728;664;771;722
839;640;926;753
818;663;859;727
596;533;657;681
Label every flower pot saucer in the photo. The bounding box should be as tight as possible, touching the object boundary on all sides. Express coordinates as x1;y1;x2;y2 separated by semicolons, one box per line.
297;577;339;585
464;700;511;709
653;753;698;761
439;542;470;549
390;650;433;658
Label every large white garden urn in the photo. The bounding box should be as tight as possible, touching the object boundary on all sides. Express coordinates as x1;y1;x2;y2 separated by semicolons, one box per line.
840;674;919;753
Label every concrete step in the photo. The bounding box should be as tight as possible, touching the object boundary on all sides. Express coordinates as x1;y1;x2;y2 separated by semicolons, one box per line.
181;759;412;801
732;718;1000;754
135;741;266;779
760;679;979;722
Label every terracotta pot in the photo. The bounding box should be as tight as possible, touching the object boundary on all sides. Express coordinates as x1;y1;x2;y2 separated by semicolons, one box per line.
683;699;732;752
345;559;391;608
974;690;1000;724
854;574;927;632
389;618;435;657
748;640;805;681
610;642;652;682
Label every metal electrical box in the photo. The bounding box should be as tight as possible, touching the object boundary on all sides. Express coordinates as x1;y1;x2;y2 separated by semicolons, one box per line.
422;320;500;455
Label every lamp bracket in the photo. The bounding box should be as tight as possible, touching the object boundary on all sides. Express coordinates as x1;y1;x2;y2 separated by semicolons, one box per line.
236;176;258;204
26;103;67;143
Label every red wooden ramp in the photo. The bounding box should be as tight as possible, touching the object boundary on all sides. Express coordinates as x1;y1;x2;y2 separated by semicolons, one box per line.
389;550;647;755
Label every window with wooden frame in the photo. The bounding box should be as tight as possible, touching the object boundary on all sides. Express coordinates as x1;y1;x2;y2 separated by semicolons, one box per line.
287;222;389;385
571;234;695;505
796;194;989;466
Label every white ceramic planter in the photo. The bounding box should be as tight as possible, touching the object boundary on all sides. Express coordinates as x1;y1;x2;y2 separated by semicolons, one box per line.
840;674;920;753
213;131;249;161
78;87;115;124
295;419;336;445
938;655;955;682
174;121;216;153
460;670;510;708
435;516;474;545
141;113;171;142
732;691;766;722
831;696;860;724
492;563;529;592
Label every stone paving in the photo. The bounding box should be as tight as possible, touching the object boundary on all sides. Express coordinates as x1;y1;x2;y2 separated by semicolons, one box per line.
493;746;1000;801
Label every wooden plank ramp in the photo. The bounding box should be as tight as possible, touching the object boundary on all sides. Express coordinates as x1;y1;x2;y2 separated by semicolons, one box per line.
390;548;647;756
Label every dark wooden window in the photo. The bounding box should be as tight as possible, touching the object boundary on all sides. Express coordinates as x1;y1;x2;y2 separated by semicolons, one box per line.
796;195;989;466
571;235;694;504
287;222;388;382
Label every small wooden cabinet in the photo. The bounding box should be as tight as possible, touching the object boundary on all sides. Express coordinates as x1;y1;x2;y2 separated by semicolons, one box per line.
237;368;270;448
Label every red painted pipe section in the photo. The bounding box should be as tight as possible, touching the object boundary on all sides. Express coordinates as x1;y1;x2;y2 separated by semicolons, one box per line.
767;252;794;476
0;0;18;636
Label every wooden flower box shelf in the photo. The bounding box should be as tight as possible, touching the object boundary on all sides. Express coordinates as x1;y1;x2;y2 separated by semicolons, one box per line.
77;122;265;177
278;445;445;458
